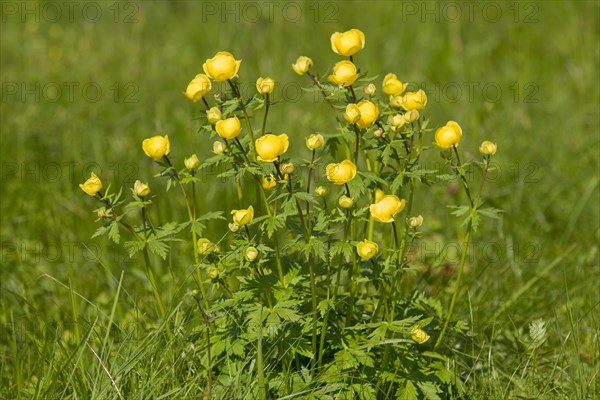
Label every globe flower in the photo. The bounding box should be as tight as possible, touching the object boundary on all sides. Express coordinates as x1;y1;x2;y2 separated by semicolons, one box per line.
400;89;428;111
262;175;277;189
255;133;289;162
79;172;102;196
356;239;378;260
279;162;295;175
197;238;215;256
338;195;354;209
330;28;365;56
326;159;357;185
245;246;259;262
388;114;406;131
315;186;328;197
206;107;222;124
356;100;379;129
328;60;359;87
363;83;376;96
404;109;420;123
213;141;226;154
292;56;313;75
479;140;497;155
256;77;275;94
134;180;150;197
434;121;463;149
305;133;324;150
142;135;170;160
203;51;241;82
343;103;361;124
184;154;200;170
408;215;424;228
183;73;211;102
382;73;407;96
231;206;254;225
215;116;241;140
370;195;406;223
411;326;430;344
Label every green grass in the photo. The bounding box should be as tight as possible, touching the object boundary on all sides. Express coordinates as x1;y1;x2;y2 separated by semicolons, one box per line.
1;1;599;398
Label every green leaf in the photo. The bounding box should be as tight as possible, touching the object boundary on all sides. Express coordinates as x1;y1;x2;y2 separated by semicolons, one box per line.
416;381;441;400
329;241;354;260
123;240;145;257
147;239;169;260
108;222;120;244
397;380;418;400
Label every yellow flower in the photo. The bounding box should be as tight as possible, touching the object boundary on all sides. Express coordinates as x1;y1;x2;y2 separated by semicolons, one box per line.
231;205;254;226
79;172;102;196
262;175;277;189
400;89;427;110
203;51;241;82
343;103;361;124
245;246;259;262
183;73;211;102
388;114;405;131
328;60;359;87
134;180;150;197
408;215;423;228
142;135;170;160
197;238;215;256
356;100;379;129
326;159;357;185
434;121;462;149
315;186;329;197
411;326;430;344
279;162;295;175
184;154;200;170
374;188;385;202
306;133;324;150
330;28;365;56
404;109;420;123
255;133;289;162
370;195;406;223
256;77;275;94
213;141;226;154
338;195;354;209
215;116;241;140
382;73;407;96
356;239;378;260
479;140;497;155
292;56;313;75
363;83;376;96
206;107;222;124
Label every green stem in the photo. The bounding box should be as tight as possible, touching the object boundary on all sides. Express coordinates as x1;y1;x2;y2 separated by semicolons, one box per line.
306;71;343;127
261;93;270;135
257;304;267;400
453;145;474;209
305;149;316;215
309;255;318;373
228;79;255;155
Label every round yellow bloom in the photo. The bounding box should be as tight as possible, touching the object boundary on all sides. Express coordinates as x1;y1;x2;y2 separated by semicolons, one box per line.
207;107;222;124
328;60;359;87
411;326;430;344
356;239;378;260
343;103;361;124
231;205;254;226
215;116;241;140
434;121;462;149
479;140;497;155
134;180;150;197
142;135;170;160
79;172;102;196
183;73;211;102
338;195;354;209
184;154;200;170
330;28;365;56
400;89;428;111
262;175;277;189
370;195;406;223
363;83;376;96
356;100;379;129
306;133;324;150
255;133;289;162
256;77;275;94
213;141;226;154
279;162;295;175
245;246;259;262
207;265;219;279
197;238;215;256
326;159;357;185
408;215;423;228
388;114;406;130
382;73;407;96
315;186;329;197
404;109;420;123
203;51;241;82
292;56;313;75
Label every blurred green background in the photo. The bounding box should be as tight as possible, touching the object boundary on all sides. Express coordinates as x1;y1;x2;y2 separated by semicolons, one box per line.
1;0;599;398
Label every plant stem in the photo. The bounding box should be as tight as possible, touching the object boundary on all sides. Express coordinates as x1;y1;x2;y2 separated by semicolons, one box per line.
257;304;267;400
228;79;255;155
308;255;318;373
261;93;270;135
305;149;316;215
306;72;343;126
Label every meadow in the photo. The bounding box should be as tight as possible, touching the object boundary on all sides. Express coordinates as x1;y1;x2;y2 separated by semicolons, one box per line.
1;1;599;399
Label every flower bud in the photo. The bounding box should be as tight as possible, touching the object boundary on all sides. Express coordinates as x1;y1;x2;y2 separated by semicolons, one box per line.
434;121;462;149
400;89;428;111
231;206;254;226
315;186;329;197
292;56;313;75
279;162;295;175
356;100;379;129
191;289;201;298
79;172;102;196
216;116;241;140
356;239;378;260
404;110;419;123
330;28;365;56
228;222;240;232
363;83;376;96
207;265;219;280
479;140;497;155
206;107;222;124
328;60;359;87
262;175;277;189
183;74;211;102
382;73;407;96
373;128;384;138
388;114;405;131
134;180;151;197
370;194;406;223
408;215;423;228
197;238;215;256
338;195;354;209
203;51;241;82
326;160;357;185
184;154;200;170
213;141;226;155
97;209;107;218
255;133;289;162
142;135;170;160
374;188;385;202
256;77;275;94
306;133;324;150
411;326;430;344
245;246;259;262
343;103;361;124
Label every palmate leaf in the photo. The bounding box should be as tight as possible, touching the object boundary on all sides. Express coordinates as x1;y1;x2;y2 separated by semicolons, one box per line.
108;221;120;244
416;381;442;400
397;381;418;400
147;238;169;260
123;240;145;258
329;241;354;261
